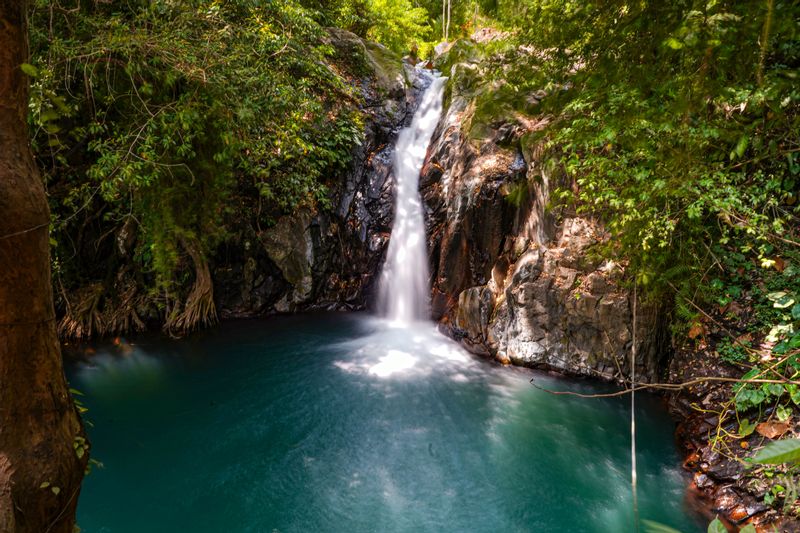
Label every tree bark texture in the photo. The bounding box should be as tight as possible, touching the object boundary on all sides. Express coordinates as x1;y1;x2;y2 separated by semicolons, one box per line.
0;1;88;532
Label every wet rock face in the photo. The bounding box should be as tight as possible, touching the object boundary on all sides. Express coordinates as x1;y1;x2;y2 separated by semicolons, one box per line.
214;31;421;317
421;61;667;382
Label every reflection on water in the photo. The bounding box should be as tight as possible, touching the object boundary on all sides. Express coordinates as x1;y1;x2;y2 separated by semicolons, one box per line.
75;344;166;397
68;313;702;533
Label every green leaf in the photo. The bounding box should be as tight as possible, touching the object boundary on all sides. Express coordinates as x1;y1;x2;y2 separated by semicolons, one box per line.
753;438;800;464
20;63;38;77
734;136;748;158
789;333;800;350
763;382;784;397
665;37;684;49
788;384;800;405
777;404;792;422
792;304;800;320
707;517;726;533
739;418;756;436
739;524;756;533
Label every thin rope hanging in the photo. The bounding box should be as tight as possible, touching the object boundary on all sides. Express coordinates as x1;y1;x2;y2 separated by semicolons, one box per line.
631;285;640;532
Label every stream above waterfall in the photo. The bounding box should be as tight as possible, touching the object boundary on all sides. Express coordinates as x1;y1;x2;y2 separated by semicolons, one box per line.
68;314;703;532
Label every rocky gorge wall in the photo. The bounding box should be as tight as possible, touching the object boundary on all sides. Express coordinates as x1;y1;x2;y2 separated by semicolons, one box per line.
226;35;672;385
63;30;670;388
210;31;432;319
420;42;670;383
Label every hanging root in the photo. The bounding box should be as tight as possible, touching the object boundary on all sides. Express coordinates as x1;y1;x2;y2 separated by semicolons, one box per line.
58;283;105;340
105;282;147;336
165;237;217;335
58;280;150;341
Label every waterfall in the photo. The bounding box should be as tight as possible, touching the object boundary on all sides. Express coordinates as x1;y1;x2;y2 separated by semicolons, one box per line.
379;72;446;324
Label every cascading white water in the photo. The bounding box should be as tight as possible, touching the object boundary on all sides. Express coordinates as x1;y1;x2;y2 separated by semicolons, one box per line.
379;71;446;324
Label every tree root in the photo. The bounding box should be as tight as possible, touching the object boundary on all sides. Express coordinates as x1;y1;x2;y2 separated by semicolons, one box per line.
58;280;148;341
58;283;104;339
164;237;217;335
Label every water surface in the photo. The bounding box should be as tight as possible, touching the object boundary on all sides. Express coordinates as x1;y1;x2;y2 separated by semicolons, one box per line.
69;314;702;532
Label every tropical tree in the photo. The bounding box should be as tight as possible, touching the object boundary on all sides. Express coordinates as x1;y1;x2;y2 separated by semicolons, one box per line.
0;0;87;531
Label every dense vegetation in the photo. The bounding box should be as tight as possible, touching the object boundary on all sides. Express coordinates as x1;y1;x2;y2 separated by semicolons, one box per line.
29;0;372;336
494;0;800;441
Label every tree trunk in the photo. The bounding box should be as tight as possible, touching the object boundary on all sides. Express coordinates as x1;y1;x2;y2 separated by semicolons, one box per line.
444;0;450;43
0;2;88;532
442;0;446;41
445;0;451;42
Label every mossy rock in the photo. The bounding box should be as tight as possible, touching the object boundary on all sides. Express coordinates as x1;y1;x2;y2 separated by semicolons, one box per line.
326;28;406;97
363;40;408;95
434;39;482;75
260;209;314;300
450;62;483;98
519;130;550;165
466;82;537;142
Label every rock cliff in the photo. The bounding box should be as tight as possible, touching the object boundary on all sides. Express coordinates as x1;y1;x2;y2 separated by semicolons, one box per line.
213;31;431;317
421;42;669;382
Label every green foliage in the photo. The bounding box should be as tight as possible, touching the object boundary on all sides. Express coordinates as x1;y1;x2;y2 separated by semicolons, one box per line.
754;438;800;465
29;0;364;298
488;1;799;316
716;337;750;365
301;0;433;55
73;436;88;460
366;0;431;54
729;260;800;413
302;0;504;56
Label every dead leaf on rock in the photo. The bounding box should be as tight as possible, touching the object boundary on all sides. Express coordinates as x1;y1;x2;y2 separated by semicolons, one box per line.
688;322;705;340
756;420;790;439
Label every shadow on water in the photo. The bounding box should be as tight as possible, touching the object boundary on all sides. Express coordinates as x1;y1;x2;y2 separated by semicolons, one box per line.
67;313;704;533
